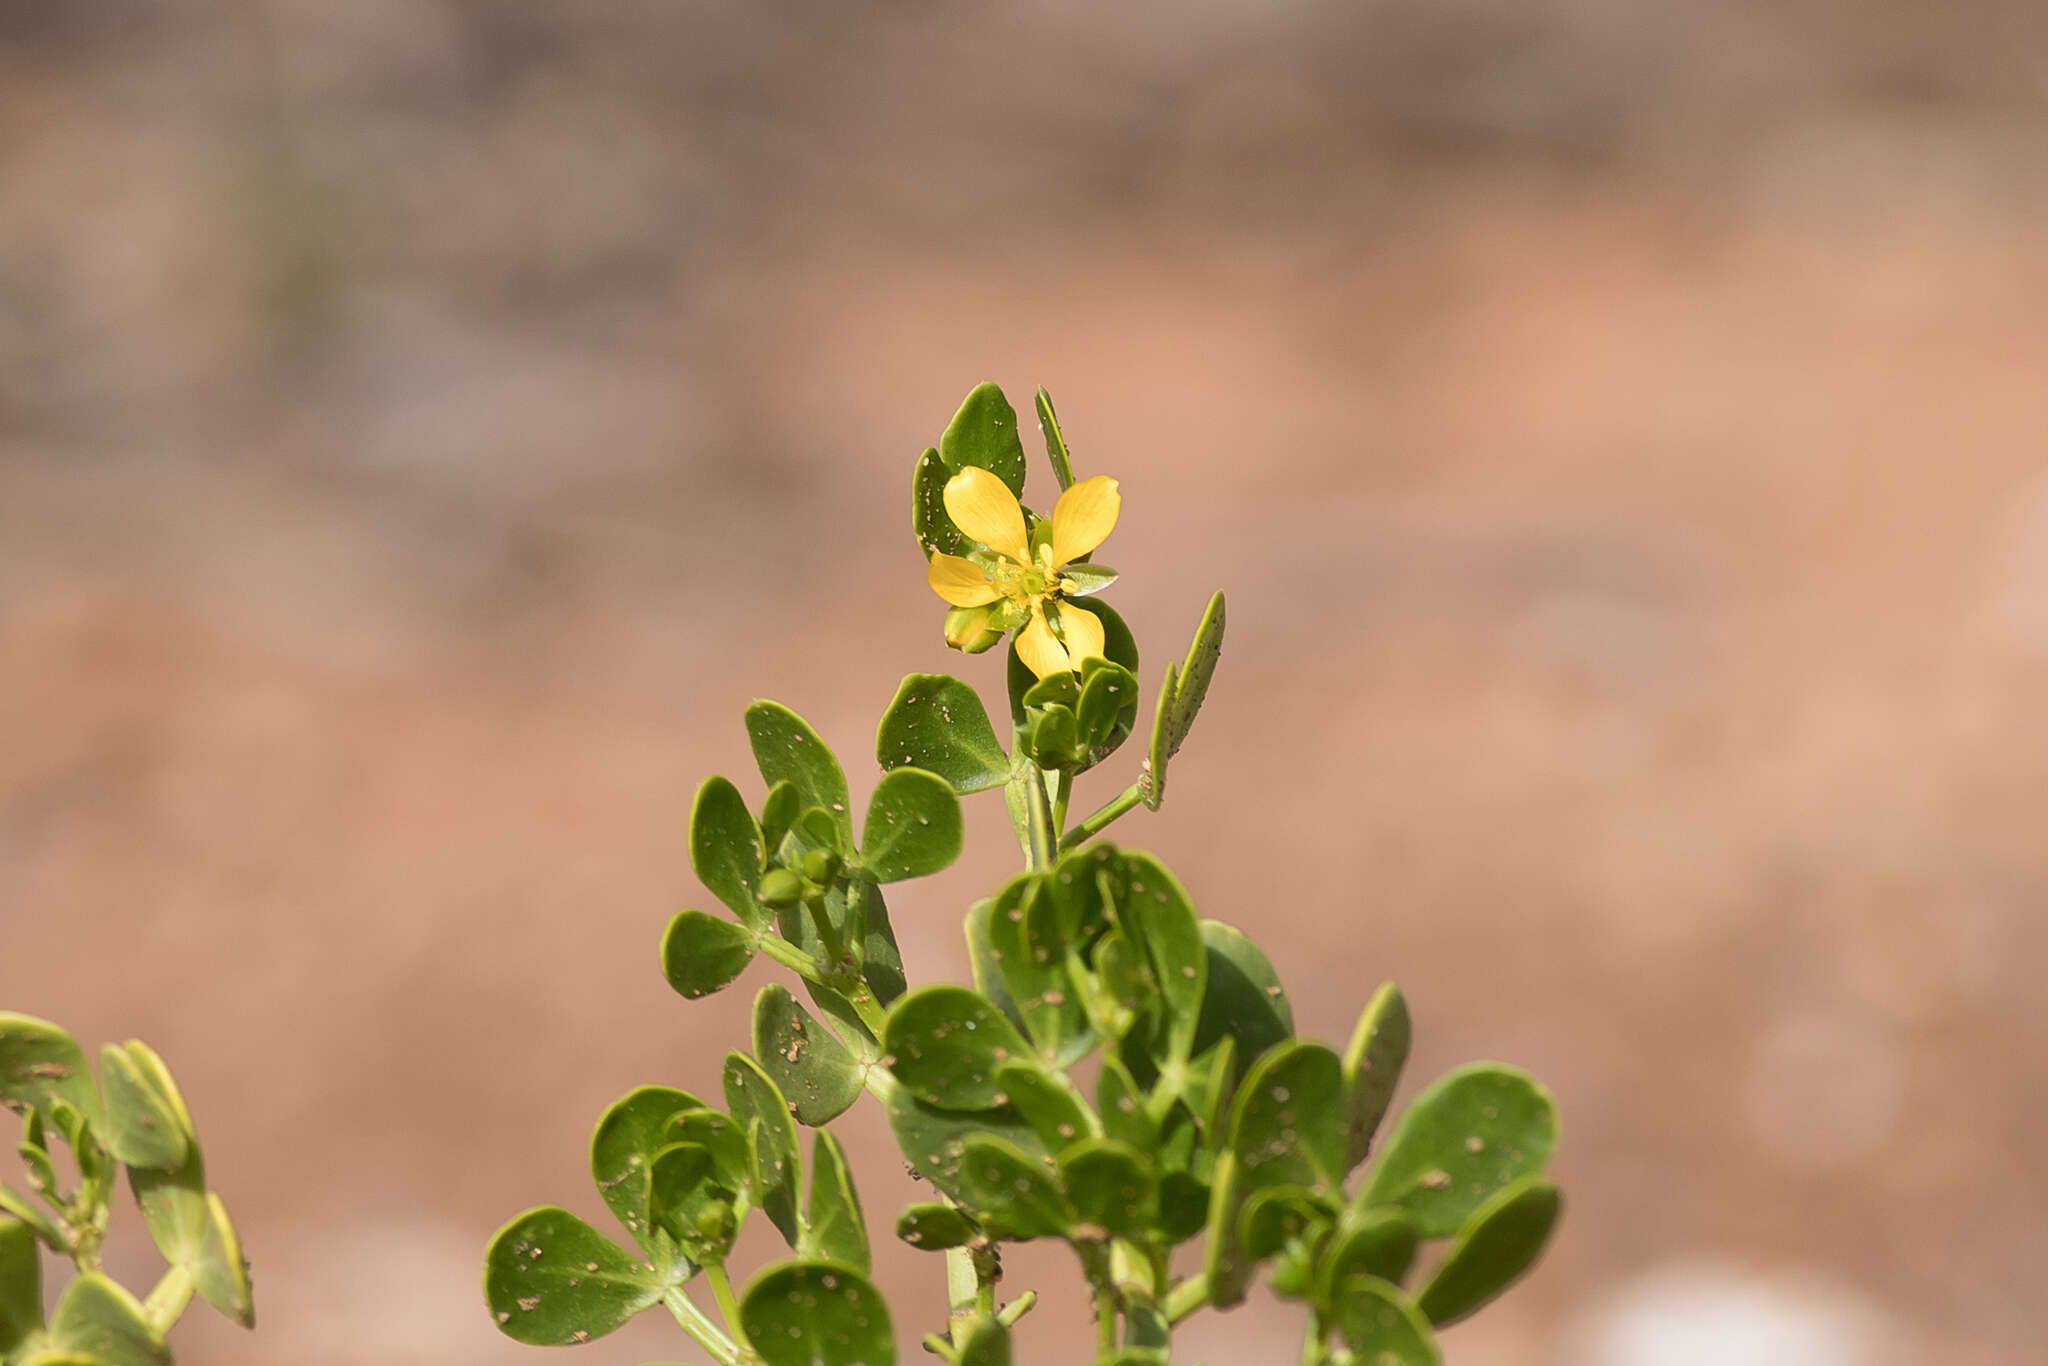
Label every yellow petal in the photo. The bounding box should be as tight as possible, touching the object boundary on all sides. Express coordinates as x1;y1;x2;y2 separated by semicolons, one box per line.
1049;475;1120;567
1015;605;1072;679
1053;602;1106;665
927;552;1003;607
943;467;1031;563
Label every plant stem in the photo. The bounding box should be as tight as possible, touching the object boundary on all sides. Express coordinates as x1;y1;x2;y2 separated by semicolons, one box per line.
1163;1272;1210;1324
755;934;822;979
705;1265;746;1347
1094;1285;1119;1360
664;1288;743;1366
1022;764;1058;871
802;894;849;970
141;1265;194;1334
946;1245;981;1339
1058;780;1147;851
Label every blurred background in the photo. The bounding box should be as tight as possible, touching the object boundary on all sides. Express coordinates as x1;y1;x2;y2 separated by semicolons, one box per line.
4;2;2046;1363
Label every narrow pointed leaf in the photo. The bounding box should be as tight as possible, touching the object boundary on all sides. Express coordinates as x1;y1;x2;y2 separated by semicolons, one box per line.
484;1207;665;1346
1144;591;1226;809
1034;387;1075;490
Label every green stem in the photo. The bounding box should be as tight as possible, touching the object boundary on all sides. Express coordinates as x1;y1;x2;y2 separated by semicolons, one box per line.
1022;765;1059;871
1094;1285;1119;1360
1058;780;1147;851
705;1265;747;1347
802;894;849;970
946;1245;980;1339
1163;1272;1210;1324
755;934;822;979
142;1265;194;1335
664;1288;743;1366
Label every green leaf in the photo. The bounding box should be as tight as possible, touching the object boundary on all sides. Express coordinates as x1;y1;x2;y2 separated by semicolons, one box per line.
964;896;1026;1031
1199;1150;1251;1308
649;1143;735;1266
800;1131;870;1274
1034;387;1075;490
760;780;803;857
1316;1208;1421;1307
1060;563;1119;596
1117;853;1205;1061
1191;921;1292;1081
591;1086;705;1258
41;1273;168;1366
883;986;1034;1112
660;911;756;1000
913;447;969;558
1359;1064;1558;1238
723;1054;803;1246
1414;1177;1561;1326
1342;984;1411;1171
1022;706;1082;770
746;702;852;845
1095;1056;1154;1150
981;874;1092;1066
895;1202;980;1252
1331;1275;1441;1366
860;768;964;882
0;1215;42;1353
1238;1184;1326;1261
96;1042;190;1172
1144;591;1226;810
1073;659;1136;755
753;985;862;1127
886;1088;1048;1204
876;675;1010;795
130;1152;209;1273
958;1134;1073;1240
995;1063;1094;1154
484;1207;666;1346
1230;1042;1346;1196
692;776;768;932
194;1190;255;1328
739;1261;894;1366
939;382;1026;497
0;1014;99;1129
1059;1139;1156;1240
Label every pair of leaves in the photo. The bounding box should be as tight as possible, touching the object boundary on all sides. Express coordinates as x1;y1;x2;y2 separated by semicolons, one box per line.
913;383;1029;561
1144;591;1225;810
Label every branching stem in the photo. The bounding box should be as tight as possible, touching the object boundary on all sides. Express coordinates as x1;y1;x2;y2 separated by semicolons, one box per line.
1058;780;1147;851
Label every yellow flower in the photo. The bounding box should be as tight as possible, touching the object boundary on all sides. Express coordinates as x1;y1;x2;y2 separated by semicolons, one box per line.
925;467;1122;678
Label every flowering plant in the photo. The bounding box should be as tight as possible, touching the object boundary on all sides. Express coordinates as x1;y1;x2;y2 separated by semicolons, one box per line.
483;383;1563;1365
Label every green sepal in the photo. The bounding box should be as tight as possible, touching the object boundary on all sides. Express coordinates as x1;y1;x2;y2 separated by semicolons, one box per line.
738;1261;895;1366
38;1273;169;1366
723;1053;803;1246
0;1013;100;1130
1358;1063;1558;1238
886;1088;1048;1204
745;702;852;845
1342;983;1411;1170
1315;1208;1421;1307
1144;591;1226;810
0;1215;42;1353
860;767;964;882
96;1043;189;1171
591;1086;705;1260
1034;387;1075;490
914;447;969;558
1074;658;1137;758
753;985;862;1126
1191;921;1292;1081
691;775;768;931
1059;1139;1156;1240
484;1207;667;1347
1007;600;1139;738
895;1202;981;1252
957;1134;1073;1240
1331;1275;1441;1366
1022;706;1082;770
1414;1176;1561;1326
939;382;1027;497
1059;563;1119;596
799;1131;870;1274
883;986;1034;1112
659;910;757;1000
876;674;1011;795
